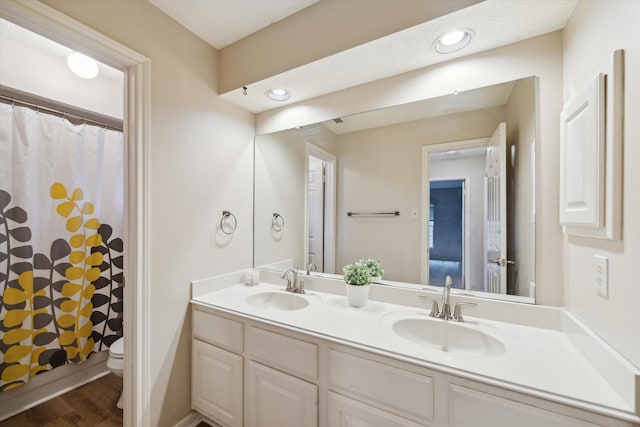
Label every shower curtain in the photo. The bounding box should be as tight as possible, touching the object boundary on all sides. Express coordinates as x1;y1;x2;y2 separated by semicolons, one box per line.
0;102;124;392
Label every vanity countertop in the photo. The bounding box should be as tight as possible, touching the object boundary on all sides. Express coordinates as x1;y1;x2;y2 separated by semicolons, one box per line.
191;280;638;422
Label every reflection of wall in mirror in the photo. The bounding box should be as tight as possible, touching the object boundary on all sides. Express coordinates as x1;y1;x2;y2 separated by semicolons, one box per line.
254;126;337;269
505;78;536;298
335;106;505;284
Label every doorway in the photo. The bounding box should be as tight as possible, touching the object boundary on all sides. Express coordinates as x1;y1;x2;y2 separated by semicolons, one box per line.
0;1;150;425
428;178;467;288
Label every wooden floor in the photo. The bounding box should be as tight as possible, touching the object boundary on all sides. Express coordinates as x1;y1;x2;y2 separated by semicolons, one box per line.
1;374;123;427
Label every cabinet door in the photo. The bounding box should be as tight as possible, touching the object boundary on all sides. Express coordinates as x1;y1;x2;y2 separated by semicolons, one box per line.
328;392;427;427
246;360;317;427
192;339;243;427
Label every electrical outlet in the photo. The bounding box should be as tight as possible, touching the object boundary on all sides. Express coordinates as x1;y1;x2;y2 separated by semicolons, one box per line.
594;255;608;298
411;208;419;219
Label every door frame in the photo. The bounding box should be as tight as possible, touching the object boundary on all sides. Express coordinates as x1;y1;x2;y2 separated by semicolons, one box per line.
306;143;337;274
0;2;151;425
421;138;487;287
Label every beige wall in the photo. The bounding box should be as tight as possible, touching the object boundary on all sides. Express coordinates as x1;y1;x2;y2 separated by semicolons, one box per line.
335;107;504;284
259;32;565;307
41;1;255;425
505;78;536;297
563;0;640;369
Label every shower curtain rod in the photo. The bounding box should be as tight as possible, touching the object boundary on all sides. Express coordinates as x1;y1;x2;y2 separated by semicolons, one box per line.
0;86;123;132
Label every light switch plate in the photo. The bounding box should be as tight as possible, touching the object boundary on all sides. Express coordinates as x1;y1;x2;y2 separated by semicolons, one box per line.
594;255;608;298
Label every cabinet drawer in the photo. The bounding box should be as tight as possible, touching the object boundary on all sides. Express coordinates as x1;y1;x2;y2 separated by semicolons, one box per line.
328;392;427;427
329;350;434;422
193;308;243;353
247;326;318;379
449;384;605;427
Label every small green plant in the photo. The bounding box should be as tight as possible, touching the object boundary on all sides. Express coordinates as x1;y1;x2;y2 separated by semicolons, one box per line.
359;258;384;277
343;262;372;286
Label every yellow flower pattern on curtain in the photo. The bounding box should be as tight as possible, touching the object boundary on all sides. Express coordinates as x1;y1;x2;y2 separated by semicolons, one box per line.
0;183;124;391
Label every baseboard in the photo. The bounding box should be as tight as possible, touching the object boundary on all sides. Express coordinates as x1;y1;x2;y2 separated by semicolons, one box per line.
0;351;110;421
173;410;224;427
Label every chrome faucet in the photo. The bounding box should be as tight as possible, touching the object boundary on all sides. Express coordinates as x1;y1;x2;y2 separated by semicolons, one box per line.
306;263;318;275
282;268;306;294
282;268;298;293
438;275;453;320
420;276;477;322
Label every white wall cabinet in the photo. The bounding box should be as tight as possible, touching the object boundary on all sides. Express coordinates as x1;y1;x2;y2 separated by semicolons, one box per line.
191;304;633;427
246;361;317;427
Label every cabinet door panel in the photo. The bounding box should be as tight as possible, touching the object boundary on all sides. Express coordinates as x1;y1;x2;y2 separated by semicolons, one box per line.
328;392;427;427
247;361;317;427
449;384;602;427
192;339;243;427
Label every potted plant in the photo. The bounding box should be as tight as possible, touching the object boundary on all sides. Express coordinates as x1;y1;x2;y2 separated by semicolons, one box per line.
343;261;372;307
360;258;384;282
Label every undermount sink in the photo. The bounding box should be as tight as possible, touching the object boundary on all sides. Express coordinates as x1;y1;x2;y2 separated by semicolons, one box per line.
245;291;310;311
391;317;505;356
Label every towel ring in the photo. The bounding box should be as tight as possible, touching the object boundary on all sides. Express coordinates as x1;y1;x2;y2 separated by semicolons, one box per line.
220;211;237;235
272;213;285;232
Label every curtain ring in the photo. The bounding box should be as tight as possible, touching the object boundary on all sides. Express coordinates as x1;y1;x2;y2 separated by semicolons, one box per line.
220;211;237;235
271;213;284;232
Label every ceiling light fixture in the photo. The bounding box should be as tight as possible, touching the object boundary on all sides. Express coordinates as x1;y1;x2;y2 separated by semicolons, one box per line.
434;30;473;54
266;89;290;101
67;52;99;79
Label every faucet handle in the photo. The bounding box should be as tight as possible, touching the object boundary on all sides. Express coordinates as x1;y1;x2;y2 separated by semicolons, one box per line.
419;295;440;318
453;302;477;322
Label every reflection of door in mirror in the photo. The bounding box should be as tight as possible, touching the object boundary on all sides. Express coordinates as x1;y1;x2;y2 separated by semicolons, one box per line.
307;155;325;271
306;144;337;274
484;123;508;294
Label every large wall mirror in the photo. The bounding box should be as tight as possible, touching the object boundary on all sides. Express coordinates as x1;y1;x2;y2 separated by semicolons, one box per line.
254;76;537;303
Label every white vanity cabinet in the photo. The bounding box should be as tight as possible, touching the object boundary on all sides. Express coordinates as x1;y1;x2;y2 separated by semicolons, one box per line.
192;305;318;427
191;303;634;427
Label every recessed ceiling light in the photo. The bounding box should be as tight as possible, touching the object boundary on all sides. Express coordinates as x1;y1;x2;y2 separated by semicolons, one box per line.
266;89;290;101
67;52;99;79
434;30;472;54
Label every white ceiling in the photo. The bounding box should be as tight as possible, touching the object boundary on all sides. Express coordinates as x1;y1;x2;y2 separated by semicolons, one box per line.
148;0;319;49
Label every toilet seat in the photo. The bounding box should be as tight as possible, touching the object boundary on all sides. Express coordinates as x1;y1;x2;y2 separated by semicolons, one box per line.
109;337;124;358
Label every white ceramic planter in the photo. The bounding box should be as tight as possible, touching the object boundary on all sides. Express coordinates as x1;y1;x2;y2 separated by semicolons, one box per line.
371;275;382;283
345;283;370;307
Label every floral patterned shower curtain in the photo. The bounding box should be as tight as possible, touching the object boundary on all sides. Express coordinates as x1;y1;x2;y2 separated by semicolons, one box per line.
0;102;124;392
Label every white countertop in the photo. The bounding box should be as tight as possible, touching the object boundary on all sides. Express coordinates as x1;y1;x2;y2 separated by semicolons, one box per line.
192;280;637;421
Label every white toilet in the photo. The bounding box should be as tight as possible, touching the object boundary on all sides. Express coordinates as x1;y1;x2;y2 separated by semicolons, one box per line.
106;337;124;409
